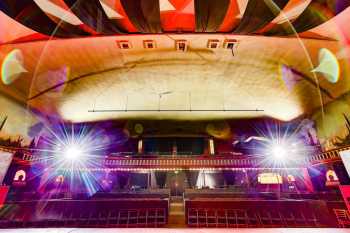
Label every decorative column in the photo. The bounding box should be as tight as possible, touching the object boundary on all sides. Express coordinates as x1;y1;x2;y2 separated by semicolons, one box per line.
137;138;143;155
209;138;215;156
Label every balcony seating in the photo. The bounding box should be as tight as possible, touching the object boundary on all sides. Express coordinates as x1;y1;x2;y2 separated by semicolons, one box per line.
186;206;321;228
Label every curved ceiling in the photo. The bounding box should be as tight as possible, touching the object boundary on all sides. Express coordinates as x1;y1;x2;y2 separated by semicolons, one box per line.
0;34;343;122
1;1;350;124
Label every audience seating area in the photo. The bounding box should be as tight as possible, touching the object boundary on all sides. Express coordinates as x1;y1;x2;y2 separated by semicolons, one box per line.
333;209;350;228
1;188;348;228
185;198;340;227
184;189;343;201
0;198;169;228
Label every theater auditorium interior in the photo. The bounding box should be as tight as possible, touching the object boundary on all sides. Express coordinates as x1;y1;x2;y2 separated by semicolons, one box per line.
2;0;350;232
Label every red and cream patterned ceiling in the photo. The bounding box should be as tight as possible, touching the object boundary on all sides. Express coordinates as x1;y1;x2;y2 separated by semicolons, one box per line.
1;0;350;44
1;0;350;125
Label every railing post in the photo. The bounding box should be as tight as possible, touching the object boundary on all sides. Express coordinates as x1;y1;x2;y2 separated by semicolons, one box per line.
137;138;143;155
208;138;215;156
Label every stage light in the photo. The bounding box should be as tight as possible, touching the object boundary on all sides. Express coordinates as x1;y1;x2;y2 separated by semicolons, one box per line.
35;123;114;196
251;123;314;168
271;144;287;160
63;144;84;161
267;138;301;162
54;142;88;164
260;136;310;167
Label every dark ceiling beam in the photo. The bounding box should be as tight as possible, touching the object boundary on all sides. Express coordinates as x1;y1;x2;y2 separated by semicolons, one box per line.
195;0;230;32
234;0;289;34
0;0;89;37
120;0;162;33
265;0;350;36
63;0;125;35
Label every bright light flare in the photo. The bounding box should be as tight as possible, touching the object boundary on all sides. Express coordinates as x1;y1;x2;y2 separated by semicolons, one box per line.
54;141;89;165
261;136;310;167
271;144;287;160
1;49;28;85
249;122;316;168
33;123;113;196
62;144;84;161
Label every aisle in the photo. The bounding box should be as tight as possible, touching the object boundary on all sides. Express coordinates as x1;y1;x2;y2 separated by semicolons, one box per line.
167;196;186;227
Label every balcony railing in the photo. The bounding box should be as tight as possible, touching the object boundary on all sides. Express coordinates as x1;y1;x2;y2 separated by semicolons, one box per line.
0;145;348;170
103;156;261;170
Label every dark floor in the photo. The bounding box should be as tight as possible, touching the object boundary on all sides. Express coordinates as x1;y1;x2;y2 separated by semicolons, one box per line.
0;228;349;233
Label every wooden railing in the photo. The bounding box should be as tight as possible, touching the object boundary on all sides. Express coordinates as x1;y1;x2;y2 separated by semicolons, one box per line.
304;145;350;165
0;145;349;170
103;156;262;170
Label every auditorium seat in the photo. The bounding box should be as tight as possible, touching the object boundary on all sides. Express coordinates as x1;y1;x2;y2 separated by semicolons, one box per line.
185;198;333;228
333;209;350;228
0;198;169;228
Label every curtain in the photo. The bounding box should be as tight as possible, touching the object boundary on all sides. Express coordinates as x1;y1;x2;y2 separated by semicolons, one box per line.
116;172;130;189
185;170;199;188
155;172;167;188
222;170;235;186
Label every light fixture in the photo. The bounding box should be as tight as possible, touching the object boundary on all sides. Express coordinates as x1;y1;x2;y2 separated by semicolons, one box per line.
62;144;84;161
54;141;88;164
271;143;288;160
37;123;111;196
253;126;311;167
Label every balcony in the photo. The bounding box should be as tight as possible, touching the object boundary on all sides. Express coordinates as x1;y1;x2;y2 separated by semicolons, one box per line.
0;145;348;170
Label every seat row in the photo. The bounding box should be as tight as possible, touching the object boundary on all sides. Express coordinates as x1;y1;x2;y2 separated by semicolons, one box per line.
0;199;168;228
187;208;320;227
